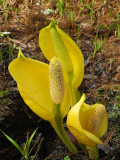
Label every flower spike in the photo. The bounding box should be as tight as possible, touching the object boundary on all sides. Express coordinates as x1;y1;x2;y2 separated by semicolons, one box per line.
49;57;65;104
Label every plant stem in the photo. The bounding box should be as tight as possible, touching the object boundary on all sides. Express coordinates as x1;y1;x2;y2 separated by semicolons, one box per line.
51;103;78;153
51;119;78;153
86;145;99;160
67;71;79;107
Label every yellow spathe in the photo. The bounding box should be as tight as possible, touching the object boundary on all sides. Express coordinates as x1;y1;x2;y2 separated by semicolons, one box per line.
67;94;108;147
39;20;84;89
8;48;70;121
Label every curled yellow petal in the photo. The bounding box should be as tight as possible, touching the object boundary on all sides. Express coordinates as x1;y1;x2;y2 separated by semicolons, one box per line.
39;26;57;60
9;48;54;121
18;85;54;121
67;94;108;147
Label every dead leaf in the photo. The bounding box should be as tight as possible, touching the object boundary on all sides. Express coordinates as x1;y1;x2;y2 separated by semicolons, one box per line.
104;128;116;144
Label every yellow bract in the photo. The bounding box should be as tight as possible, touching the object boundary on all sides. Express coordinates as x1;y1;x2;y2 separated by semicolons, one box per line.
39;20;84;89
67;94;108;147
8;48;70;122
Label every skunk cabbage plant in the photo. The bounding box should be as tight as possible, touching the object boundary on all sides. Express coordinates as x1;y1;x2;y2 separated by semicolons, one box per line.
8;20;108;159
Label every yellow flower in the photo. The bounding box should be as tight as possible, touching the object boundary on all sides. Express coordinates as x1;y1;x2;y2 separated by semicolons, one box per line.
67;94;108;147
8;48;70;122
39;20;84;106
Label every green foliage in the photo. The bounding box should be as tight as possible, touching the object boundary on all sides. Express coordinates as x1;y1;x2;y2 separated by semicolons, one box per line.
109;9;112;17
0;129;24;155
56;0;64;16
0;0;8;27
80;4;90;12
90;8;93;27
31;56;38;60
107;23;115;30
112;125;120;149
104;0;107;5
115;85;120;108
0;128;38;160
47;8;54;14
108;86;120;118
0;88;9;97
79;0;84;4
106;14;120;39
98;24;105;30
0;89;10;105
9;6;13;11
108;86;120;150
0;0;17;27
92;36;105;57
116;95;120;108
0;0;4;9
0;32;14;59
7;35;14;58
116;13;120;39
0;32;4;38
68;9;73;25
92;0;94;6
108;104;120;119
3;98;9;104
80;4;94;27
24;0;28;13
64;155;71;160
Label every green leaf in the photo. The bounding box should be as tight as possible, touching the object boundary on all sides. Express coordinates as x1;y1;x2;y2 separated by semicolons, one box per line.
30;156;34;160
0;129;24;155
64;155;71;160
26;128;38;153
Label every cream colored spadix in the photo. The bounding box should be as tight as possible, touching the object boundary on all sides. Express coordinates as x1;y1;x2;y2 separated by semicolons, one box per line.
49;57;65;104
88;105;105;136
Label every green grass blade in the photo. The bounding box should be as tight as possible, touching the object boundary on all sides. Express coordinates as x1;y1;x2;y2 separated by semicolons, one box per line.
26;128;38;153
0;129;24;155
